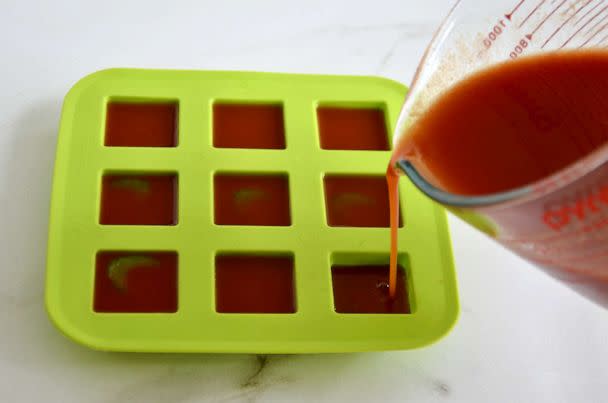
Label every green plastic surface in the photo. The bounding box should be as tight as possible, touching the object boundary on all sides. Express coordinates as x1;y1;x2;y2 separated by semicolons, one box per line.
45;69;458;353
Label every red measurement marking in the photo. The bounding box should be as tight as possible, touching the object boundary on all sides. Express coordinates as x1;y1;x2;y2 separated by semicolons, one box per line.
585;10;608;35
506;0;527;20
543;188;608;231
529;0;567;37
575;0;604;26
519;0;547;28
561;4;608;48
482;19;508;49
579;21;608;47
542;0;594;48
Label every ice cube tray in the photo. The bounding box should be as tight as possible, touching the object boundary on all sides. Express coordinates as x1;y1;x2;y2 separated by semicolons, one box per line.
45;69;458;353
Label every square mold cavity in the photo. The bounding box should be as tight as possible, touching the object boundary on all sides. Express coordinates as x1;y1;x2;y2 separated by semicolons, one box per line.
317;106;389;151
100;174;177;225
213;103;285;149
105;101;178;147
94;251;178;313
323;175;402;227
215;254;295;313
331;253;411;314
214;173;291;226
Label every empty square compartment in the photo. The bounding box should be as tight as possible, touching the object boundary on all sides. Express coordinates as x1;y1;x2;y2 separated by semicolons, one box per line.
331;254;410;314
215;254;295;313
213;103;285;149
317;106;389;150
323;175;402;227
214;173;291;226
94;251;178;313
100;174;177;225
105;101;178;147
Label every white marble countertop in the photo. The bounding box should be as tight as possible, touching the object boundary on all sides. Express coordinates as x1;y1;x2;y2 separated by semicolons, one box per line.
1;0;607;402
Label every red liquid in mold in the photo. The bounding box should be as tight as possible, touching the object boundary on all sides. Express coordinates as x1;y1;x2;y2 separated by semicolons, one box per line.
324;175;401;228
105;102;177;147
332;265;409;313
388;50;608;303
317;107;390;151
213;104;285;149
100;175;177;225
214;174;291;226
94;252;177;313
215;255;295;313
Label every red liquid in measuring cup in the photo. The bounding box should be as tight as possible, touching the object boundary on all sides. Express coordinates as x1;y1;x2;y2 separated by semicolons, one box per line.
393;50;608;195
387;50;608;302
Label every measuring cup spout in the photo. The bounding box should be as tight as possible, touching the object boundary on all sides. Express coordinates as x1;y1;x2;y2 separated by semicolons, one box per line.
396;159;530;208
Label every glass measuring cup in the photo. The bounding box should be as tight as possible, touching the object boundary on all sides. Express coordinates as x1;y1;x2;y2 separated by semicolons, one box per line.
391;0;608;307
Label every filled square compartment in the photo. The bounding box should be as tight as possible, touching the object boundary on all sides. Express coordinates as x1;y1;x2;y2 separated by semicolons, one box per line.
215;255;295;313
100;174;177;225
332;264;409;314
105;101;178;147
323;175;401;227
94;251;178;313
214;173;291;226
213;103;285;149
317;106;389;150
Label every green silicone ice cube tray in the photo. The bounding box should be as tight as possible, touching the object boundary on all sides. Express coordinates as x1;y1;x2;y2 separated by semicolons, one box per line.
45;69;458;353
